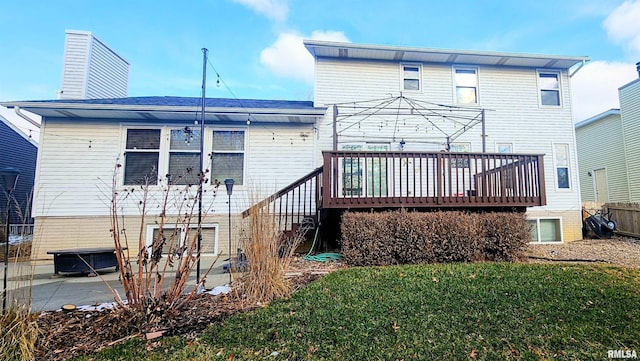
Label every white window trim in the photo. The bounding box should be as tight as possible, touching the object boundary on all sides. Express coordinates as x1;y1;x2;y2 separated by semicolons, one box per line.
536;69;562;108
400;63;422;92
528;217;563;243
552;142;572;191
121;125;247;188
452;66;480;105
145;223;219;255
210;128;247;186
495;142;514;153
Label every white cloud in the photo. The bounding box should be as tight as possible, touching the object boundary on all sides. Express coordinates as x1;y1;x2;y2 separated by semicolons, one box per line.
231;0;289;22
571;60;638;121
260;30;350;83
604;0;640;58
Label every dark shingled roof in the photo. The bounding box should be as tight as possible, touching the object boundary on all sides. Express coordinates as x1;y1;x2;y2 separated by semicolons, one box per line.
24;96;317;109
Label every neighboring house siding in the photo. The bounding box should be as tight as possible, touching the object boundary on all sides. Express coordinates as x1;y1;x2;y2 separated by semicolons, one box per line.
575;113;629;203
60;30;129;100
619;79;640;203
314;58;581;241
0;117;38;224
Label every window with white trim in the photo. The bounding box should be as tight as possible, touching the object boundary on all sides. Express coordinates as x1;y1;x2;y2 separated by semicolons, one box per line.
450;143;470;168
169;128;201;185
211;130;245;185
553;143;570;189
529;218;562;242
538;71;560;106
454;67;478;104
147;224;218;255
402;64;421;91
124;129;160;185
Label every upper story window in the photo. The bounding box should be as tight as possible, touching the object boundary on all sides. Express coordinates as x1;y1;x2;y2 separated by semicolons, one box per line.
402;64;421;91
538;71;561;106
124;129;160;185
211;130;245;185
454;67;478;104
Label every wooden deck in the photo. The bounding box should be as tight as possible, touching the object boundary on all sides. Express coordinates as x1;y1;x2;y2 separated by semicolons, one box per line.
321;150;546;209
243;150;546;235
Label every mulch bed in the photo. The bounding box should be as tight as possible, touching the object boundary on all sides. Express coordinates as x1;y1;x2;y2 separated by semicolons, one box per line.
35;271;324;361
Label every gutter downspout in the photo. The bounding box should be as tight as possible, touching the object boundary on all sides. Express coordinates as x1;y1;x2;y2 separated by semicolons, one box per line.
14;106;41;128
569;59;588;78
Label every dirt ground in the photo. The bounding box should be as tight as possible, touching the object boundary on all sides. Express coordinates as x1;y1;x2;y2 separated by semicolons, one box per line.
524;235;640;268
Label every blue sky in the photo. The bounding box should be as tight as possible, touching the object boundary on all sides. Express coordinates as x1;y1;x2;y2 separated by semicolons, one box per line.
2;0;640;138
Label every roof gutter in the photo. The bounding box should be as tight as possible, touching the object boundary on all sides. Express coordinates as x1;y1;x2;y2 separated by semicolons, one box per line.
569;59;589;78
14;106;41;128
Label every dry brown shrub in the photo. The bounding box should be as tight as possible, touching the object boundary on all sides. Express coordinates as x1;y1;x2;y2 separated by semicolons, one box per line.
341;210;530;266
0;304;39;361
240;204;305;303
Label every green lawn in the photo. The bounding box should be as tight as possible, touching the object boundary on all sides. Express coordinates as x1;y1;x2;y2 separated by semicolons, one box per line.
80;263;640;360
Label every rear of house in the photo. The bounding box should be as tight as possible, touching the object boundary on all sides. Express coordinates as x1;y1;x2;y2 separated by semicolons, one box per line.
307;40;587;243
2;40;589;261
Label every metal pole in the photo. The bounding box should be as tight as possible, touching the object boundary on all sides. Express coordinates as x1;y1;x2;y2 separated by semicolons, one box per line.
3;194;11;313
228;193;232;284
481;109;486;153
197;48;208;284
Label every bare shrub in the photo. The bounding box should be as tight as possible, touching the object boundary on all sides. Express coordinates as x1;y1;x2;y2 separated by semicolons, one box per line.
481;212;531;262
107;162;220;314
341;210;530;266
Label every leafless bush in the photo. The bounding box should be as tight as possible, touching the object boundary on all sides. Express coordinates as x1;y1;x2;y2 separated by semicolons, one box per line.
108;162;220;313
341;210;530;266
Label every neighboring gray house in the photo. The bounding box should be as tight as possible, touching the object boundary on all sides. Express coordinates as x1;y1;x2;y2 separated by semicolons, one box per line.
0;115;38;226
575;69;640;203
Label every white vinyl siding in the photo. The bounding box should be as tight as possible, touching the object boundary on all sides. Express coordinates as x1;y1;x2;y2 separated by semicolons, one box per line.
575;112;629;202
60;30;129;100
314;57;581;241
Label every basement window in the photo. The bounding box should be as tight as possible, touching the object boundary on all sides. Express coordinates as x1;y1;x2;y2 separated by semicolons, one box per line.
529;218;562;243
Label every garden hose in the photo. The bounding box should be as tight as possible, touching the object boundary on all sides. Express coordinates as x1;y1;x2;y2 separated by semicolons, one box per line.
303;227;341;262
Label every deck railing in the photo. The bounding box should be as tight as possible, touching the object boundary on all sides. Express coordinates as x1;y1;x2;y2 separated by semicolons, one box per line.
241;167;323;233
322;150;546;208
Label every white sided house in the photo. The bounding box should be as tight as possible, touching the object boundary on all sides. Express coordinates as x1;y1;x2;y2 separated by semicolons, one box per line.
2;40;589;260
